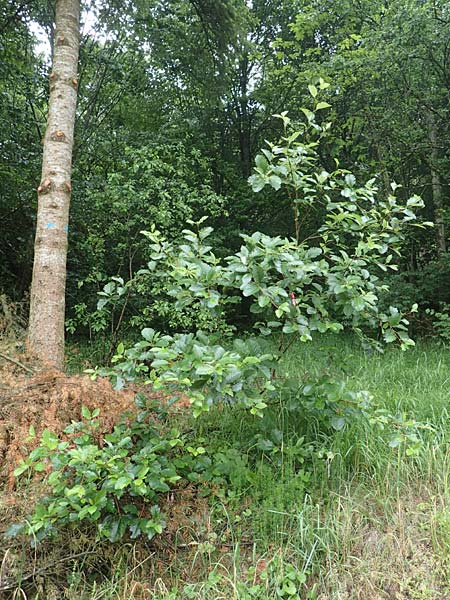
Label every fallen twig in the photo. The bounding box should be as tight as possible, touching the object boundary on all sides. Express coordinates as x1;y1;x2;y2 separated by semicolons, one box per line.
0;353;34;375
0;550;98;592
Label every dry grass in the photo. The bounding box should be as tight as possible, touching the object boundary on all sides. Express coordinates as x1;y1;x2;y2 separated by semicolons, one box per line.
314;483;450;600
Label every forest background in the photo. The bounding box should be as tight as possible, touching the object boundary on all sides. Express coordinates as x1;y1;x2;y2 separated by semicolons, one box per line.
3;1;450;599
2;0;450;345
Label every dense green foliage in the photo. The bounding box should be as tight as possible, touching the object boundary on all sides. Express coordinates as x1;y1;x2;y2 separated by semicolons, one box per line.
2;0;450;328
3;1;450;596
9;337;450;598
11;106;427;544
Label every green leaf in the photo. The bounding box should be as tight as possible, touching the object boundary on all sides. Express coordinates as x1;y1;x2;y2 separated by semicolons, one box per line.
255;154;268;172
242;282;259;297
4;523;25;538
115;476;131;490
13;462;30;477
281;579;297;595
330;416;346;431
269;175;282;190
383;329;396;343
195;364;216;375
300;107;314;121
249;174;266;192
315;101;331;110
141;328;155;341
389;436;402;448
151;359;169;368
41;429;59;450
344;173;356;187
257;295;270;308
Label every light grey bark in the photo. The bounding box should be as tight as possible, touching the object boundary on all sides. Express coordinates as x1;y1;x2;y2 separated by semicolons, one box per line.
28;0;80;369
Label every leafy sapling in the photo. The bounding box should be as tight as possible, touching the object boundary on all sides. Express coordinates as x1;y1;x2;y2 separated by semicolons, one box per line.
98;84;426;425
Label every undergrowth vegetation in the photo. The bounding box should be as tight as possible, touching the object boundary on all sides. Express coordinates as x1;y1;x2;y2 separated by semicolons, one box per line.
4;336;450;599
4;1;450;597
9;91;428;545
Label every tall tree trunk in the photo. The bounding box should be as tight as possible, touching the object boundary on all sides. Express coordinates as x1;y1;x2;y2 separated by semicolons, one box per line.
427;111;446;256
27;0;80;369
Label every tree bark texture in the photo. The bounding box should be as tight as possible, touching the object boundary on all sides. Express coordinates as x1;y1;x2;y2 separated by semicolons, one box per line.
28;0;80;369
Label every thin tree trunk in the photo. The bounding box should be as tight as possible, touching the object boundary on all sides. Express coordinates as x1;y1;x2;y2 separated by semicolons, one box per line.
28;0;80;369
375;142;391;198
427;111;446;256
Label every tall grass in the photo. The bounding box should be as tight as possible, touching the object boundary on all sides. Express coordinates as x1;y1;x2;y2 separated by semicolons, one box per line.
163;335;450;599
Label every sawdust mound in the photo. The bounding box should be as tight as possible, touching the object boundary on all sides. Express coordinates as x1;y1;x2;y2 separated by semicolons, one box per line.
0;362;162;490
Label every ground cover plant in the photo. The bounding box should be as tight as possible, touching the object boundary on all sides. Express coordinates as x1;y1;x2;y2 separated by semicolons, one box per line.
2;336;450;599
